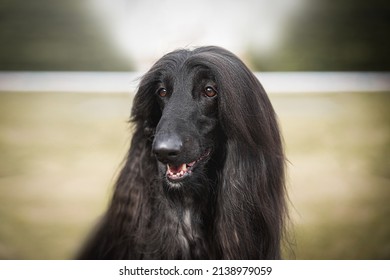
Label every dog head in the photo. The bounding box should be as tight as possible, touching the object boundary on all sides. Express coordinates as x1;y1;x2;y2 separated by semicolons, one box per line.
132;46;278;189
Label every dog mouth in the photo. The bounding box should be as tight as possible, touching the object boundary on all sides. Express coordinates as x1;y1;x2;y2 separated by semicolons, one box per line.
166;150;211;181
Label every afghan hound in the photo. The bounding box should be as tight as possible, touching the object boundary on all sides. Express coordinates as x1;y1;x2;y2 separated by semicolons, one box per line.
78;46;287;259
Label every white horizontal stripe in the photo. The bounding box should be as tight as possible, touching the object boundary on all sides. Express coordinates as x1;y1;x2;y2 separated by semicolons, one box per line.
0;71;389;93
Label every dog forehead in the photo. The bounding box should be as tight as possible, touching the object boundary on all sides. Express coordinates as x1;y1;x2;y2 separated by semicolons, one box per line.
152;50;218;84
159;66;211;91
176;68;204;89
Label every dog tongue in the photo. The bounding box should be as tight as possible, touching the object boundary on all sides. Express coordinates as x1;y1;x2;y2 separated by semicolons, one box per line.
168;163;187;174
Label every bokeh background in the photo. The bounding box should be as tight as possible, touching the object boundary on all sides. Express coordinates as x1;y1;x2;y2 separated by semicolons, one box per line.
0;0;389;259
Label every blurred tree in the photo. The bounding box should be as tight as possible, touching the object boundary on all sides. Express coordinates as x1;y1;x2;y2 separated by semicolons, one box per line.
250;0;390;71
0;0;133;70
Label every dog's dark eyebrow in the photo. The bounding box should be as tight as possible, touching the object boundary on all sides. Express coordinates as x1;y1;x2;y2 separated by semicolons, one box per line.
155;72;174;85
191;67;215;81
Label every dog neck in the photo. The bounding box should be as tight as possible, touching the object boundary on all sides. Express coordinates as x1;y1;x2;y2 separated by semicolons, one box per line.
157;180;215;259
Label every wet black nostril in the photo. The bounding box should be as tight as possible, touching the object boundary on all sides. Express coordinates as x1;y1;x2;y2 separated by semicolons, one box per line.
154;146;181;158
152;135;183;162
167;151;179;157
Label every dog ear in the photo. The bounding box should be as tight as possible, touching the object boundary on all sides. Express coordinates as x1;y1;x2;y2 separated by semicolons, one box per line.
203;48;286;259
131;72;162;137
143;120;155;140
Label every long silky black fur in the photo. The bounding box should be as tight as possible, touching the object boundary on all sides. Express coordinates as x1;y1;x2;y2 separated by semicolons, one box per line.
78;46;287;259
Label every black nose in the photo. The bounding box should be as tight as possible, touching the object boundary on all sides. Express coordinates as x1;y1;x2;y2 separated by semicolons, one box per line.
152;134;183;162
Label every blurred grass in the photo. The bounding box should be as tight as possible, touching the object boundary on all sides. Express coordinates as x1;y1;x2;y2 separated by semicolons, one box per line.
0;92;132;259
0;91;389;259
275;92;390;259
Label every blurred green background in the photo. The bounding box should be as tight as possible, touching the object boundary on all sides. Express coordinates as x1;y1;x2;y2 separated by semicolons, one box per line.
1;0;389;71
0;0;389;259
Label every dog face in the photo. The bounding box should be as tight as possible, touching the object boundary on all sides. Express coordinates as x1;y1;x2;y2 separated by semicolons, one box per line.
151;63;220;187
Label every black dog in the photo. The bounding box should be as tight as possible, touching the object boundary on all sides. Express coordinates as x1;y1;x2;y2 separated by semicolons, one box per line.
78;46;287;259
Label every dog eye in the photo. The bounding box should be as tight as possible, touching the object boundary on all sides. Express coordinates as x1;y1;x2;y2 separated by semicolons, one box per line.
204;86;217;97
157;88;168;97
